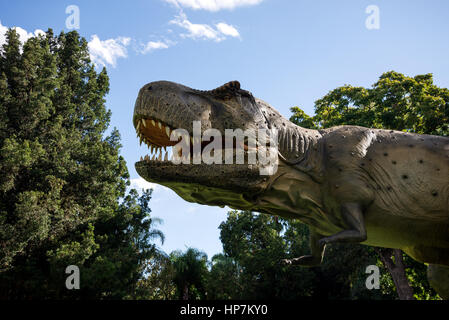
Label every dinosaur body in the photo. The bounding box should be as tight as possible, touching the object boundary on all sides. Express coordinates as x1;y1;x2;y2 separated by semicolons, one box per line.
260;126;449;265
133;80;449;298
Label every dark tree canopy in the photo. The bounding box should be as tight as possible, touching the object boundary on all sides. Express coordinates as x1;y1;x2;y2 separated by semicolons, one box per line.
216;211;386;300
291;71;449;135
170;248;209;300
0;29;163;299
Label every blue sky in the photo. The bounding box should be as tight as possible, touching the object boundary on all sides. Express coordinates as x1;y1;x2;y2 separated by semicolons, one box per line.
1;0;449;259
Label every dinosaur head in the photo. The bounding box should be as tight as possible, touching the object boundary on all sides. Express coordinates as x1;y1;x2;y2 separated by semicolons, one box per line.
133;80;286;210
133;81;322;211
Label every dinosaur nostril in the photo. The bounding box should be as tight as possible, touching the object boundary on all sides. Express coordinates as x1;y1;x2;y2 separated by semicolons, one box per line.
147;86;153;91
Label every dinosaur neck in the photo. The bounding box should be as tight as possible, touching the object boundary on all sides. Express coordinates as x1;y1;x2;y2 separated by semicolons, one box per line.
270;117;321;165
255;98;321;165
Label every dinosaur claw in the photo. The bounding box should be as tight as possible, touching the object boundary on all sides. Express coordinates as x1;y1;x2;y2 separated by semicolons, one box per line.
281;259;292;266
318;238;329;247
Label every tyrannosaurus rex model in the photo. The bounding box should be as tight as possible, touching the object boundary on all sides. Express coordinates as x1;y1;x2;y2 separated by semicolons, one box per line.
133;80;449;299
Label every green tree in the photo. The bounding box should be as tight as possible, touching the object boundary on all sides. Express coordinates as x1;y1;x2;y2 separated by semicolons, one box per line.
170;248;209;300
289;70;445;300
282;219;390;300
0;29;163;299
219;211;284;299
206;253;241;300
133;252;176;300
291;71;449;135
218;211;389;299
75;189;165;299
219;211;318;299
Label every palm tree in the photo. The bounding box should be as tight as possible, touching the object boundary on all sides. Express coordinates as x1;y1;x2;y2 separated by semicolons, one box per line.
170;248;208;300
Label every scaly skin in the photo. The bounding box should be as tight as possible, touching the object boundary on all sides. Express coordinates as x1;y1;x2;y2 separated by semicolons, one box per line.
133;80;449;298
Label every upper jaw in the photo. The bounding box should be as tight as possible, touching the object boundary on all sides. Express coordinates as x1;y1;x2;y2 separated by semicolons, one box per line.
132;81;280;183
133;83;265;164
133;81;213;136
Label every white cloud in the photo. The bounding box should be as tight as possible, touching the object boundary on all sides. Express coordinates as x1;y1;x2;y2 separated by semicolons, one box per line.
129;177;170;193
165;0;263;11
186;206;198;213
130;177;159;192
0;22;7;47
13;26;45;43
87;35;131;67
170;13;219;41
0;20;45;48
216;23;240;38
139;40;173;54
170;12;240;42
0;22;130;67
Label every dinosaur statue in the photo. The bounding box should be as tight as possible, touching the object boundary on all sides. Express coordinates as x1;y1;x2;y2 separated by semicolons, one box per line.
133;80;449;299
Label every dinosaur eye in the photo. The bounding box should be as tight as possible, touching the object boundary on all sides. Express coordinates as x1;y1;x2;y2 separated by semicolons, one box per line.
209;81;241;96
225;81;240;90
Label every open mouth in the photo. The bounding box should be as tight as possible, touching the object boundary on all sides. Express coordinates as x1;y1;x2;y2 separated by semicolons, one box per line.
134;116;259;164
135;117;177;162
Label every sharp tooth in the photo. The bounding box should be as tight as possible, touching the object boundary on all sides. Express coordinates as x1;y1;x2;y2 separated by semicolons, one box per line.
139;136;143;146
142;119;147;128
166;127;170;137
140;156;143;161
158;122;162;129
144;155;149;161
151;154;156;161
158;152;162;161
137;121;141;131
164;151;168;161
151;119;156;126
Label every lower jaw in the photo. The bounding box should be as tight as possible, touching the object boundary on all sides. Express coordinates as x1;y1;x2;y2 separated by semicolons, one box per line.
135;161;266;210
135;161;267;192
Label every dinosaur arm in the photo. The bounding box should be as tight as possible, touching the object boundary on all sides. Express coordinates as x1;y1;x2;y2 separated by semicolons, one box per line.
282;229;326;267
318;202;367;246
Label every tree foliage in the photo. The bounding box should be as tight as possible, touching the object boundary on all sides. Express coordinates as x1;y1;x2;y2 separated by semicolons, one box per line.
216;211;387;299
0;29;163;299
170;248;209;300
206;253;241;300
291;71;449;135
133;253;176;300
